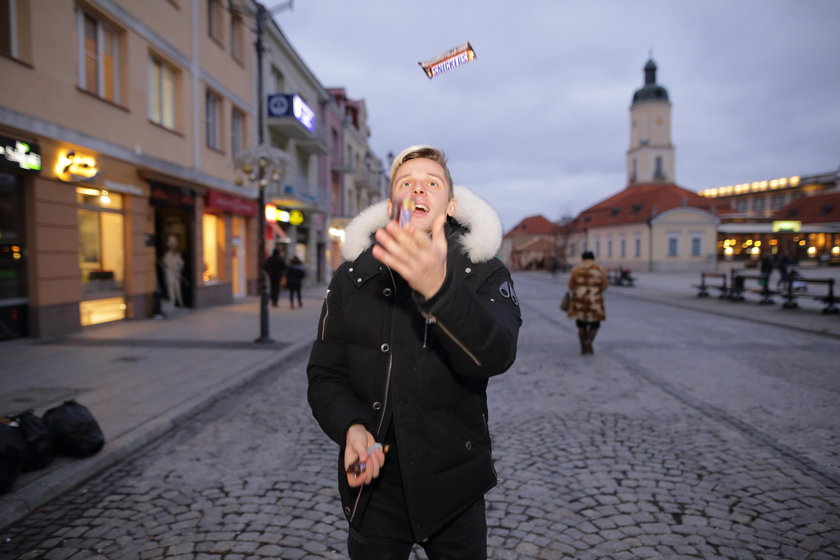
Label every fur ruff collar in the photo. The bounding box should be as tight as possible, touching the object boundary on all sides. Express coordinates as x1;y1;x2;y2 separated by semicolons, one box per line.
341;185;503;263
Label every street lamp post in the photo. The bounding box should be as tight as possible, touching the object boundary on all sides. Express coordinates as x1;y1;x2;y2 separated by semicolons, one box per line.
236;145;290;344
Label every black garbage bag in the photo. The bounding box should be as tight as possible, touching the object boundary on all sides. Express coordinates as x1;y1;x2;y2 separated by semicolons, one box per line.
43;401;105;458
13;410;55;471
0;420;26;494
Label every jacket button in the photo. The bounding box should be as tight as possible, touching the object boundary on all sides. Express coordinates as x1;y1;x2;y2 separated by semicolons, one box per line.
380;343;390;353
465;267;472;273
344;506;352;516
357;278;362;283
348;267;354;272
465;441;472;450
372;401;382;411
382;288;392;297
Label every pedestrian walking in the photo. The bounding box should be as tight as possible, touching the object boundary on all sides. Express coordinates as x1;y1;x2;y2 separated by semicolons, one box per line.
263;248;287;307
285;256;305;309
566;251;608;355
306;144;521;559
760;252;774;287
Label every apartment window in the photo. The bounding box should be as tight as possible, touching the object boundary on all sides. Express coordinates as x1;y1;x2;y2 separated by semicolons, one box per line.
271;66;285;94
753;197;766;213
208;0;223;43
77;9;121;103
691;236;702;257
206;89;222;150
1;0;19;58
230;13;244;61
594;239;601;257
607;239;613;258
149;56;177;129
620;238;626;258
735;199;748;213
231;107;245;158
771;193;786;211
668;234;679;257
634;235;641;257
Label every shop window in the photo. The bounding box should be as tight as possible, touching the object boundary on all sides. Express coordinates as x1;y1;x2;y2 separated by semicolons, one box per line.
149;55;178;129
202;213;223;283
206;89;223;150
231;107;245;158
77;187;125;325
208;0;223;44
76;9;122;103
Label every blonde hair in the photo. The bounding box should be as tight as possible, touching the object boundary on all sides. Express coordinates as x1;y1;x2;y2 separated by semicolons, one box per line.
389;145;453;197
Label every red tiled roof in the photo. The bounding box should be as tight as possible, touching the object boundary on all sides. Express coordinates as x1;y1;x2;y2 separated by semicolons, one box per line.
570;184;730;229
504;215;562;238
774;191;840;224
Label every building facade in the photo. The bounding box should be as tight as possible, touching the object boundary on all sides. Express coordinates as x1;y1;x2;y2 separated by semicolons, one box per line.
1;0;264;338
697;169;839;264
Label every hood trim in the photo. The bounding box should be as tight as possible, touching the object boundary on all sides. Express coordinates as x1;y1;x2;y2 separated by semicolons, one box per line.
341;185;503;263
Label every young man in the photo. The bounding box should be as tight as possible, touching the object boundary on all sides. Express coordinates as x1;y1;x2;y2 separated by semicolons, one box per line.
307;145;521;559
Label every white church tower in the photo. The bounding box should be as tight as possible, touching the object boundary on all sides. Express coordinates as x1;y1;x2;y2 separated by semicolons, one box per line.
627;58;675;186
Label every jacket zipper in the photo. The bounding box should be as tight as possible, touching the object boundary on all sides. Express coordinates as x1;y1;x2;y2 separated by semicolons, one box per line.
421;312;482;367
348;269;396;524
319;289;330;341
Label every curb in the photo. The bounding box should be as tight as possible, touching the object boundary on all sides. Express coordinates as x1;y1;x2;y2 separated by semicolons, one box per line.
0;338;314;532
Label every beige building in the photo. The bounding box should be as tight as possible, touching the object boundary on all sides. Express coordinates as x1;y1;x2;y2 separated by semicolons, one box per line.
1;0;260;337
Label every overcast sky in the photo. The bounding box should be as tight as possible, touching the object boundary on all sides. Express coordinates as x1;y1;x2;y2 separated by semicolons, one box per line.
275;0;840;231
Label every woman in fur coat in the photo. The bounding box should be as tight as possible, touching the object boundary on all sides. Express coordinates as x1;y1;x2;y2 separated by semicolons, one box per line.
567;251;608;354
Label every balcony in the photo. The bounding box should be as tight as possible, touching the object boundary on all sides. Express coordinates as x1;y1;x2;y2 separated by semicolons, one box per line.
266;94;328;154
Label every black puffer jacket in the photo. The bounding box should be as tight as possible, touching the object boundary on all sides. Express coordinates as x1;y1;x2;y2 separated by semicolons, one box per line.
307;186;521;541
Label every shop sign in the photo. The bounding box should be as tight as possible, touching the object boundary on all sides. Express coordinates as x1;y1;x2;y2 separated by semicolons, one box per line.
267;94;315;132
772;220;801;233
0;135;41;172
150;184;195;208
205;190;257;216
55;150;99;182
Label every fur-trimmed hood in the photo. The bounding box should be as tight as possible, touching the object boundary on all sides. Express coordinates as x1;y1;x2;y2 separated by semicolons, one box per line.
341;185;503;263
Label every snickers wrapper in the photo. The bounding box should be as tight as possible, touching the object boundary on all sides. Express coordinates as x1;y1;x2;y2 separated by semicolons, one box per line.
419;42;477;79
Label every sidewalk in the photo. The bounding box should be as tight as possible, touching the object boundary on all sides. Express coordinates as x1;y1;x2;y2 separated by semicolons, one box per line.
614;264;840;339
2;267;840;531
0;286;325;530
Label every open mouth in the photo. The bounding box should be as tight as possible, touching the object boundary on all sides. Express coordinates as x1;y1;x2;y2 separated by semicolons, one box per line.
413;203;429;214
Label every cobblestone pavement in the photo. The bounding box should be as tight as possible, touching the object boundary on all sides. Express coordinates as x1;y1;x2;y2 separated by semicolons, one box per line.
2;274;839;559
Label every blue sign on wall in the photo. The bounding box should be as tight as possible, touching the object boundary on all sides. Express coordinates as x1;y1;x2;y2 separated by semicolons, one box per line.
267;94;315;132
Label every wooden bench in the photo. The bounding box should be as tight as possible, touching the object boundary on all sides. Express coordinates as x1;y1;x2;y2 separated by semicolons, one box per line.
607;268;636;287
780;277;839;314
694;272;728;298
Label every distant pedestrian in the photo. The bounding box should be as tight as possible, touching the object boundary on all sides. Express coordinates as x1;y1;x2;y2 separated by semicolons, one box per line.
760;252;774;287
566;251;608;355
285;256;306;308
776;253;791;290
264;248;287;307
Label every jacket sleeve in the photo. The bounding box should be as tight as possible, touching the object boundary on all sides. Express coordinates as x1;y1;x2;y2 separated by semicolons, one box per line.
417;260;521;379
306;271;373;446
